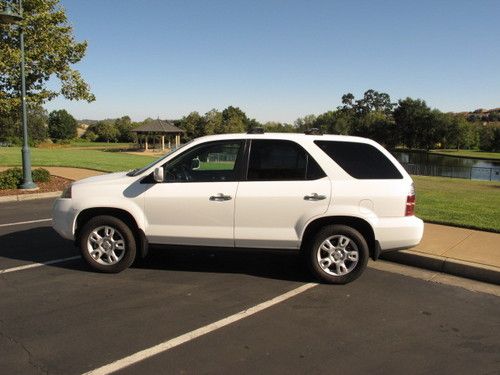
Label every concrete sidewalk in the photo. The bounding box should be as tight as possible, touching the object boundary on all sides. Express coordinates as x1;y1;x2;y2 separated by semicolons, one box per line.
382;224;499;285
1;166;499;284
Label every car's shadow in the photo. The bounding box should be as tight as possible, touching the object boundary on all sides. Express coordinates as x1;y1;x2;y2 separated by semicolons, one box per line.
0;227;311;282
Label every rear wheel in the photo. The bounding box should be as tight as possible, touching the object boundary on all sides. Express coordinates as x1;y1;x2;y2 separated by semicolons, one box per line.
307;225;369;284
79;215;136;273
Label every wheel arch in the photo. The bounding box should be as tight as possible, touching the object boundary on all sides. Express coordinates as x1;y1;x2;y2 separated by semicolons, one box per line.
75;207;148;258
301;216;378;260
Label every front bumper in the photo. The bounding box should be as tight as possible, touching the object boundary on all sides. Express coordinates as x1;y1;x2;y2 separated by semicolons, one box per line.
52;198;78;240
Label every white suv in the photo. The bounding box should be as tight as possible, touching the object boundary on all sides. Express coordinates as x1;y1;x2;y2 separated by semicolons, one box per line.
53;131;423;284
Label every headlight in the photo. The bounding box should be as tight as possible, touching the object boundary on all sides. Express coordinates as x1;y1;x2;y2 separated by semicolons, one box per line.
61;184;72;199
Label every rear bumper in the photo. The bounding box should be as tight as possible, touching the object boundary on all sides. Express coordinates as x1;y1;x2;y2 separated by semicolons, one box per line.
373;216;424;252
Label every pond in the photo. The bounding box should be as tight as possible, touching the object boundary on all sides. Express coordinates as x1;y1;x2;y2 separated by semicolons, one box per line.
391;151;500;181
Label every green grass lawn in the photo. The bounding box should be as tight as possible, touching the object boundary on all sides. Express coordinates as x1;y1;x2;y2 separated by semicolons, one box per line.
413;175;500;232
0;146;156;172
429;149;500;160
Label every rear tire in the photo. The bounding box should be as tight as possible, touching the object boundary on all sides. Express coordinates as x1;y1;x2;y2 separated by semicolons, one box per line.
79;215;136;273
307;225;369;284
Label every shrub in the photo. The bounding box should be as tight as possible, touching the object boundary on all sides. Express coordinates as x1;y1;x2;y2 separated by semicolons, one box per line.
82;130;98;142
32;168;51;183
0;167;51;190
0;168;22;189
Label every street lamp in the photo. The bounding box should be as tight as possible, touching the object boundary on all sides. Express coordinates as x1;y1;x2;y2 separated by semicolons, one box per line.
0;0;36;189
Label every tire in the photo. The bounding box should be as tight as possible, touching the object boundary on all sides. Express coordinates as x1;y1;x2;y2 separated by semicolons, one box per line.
78;215;137;273
307;225;369;284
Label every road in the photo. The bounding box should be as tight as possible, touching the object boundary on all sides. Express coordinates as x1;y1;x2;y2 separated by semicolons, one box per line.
1;198;499;375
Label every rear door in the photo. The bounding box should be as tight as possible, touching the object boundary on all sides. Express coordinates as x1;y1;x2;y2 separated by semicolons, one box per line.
234;139;330;249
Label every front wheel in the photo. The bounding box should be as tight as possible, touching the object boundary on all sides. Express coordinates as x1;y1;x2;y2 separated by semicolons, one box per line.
307;225;369;284
79;215;136;273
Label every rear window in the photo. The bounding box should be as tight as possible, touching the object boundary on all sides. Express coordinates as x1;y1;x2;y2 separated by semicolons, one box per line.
314;141;403;179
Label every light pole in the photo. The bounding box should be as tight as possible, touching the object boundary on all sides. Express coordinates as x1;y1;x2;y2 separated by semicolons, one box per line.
0;0;36;189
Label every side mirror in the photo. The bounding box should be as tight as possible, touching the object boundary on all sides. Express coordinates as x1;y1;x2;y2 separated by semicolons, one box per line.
153;167;164;183
191;157;200;170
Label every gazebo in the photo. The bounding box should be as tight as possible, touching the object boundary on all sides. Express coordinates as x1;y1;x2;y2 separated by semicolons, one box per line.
131;119;185;151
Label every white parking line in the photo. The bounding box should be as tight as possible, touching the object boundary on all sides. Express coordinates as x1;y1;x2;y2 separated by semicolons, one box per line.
83;282;318;375
0;255;81;274
0;218;52;228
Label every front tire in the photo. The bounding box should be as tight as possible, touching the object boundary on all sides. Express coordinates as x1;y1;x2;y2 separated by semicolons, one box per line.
307;225;369;284
79;215;136;273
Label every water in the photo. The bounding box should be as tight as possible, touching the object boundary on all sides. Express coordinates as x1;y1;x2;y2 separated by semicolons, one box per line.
391;151;500;181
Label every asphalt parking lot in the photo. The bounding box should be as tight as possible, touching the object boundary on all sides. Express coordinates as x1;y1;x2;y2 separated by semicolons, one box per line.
1;199;499;375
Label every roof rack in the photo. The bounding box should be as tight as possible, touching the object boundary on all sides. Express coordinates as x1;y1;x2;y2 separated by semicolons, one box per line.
247;127;265;134
304;128;322;135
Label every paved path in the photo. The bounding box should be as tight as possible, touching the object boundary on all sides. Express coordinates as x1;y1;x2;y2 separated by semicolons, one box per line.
0;166;106;180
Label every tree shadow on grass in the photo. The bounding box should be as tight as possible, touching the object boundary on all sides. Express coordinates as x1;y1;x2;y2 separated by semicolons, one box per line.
0;227;311;283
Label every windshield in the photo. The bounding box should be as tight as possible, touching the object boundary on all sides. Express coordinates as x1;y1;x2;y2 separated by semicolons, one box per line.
126;141;193;177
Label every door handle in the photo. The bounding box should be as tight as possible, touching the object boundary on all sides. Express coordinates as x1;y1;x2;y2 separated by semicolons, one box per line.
304;193;327;201
209;193;232;201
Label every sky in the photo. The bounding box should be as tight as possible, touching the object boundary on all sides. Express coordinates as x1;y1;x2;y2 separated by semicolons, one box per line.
45;0;500;123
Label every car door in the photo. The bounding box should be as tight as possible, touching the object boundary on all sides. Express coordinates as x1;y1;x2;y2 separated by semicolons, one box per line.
234;139;331;249
143;140;245;247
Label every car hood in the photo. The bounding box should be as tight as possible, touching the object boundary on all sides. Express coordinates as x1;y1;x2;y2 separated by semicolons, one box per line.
73;171;130;186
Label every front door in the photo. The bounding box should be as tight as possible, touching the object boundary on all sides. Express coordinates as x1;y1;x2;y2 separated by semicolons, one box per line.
144;140;244;247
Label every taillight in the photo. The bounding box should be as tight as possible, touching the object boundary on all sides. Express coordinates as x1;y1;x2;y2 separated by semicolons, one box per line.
405;184;416;216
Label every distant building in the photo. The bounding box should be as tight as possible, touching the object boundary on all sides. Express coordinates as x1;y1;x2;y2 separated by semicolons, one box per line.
131;119;184;151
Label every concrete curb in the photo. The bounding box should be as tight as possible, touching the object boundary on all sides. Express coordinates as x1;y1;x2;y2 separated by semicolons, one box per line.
0;191;62;203
381;250;500;285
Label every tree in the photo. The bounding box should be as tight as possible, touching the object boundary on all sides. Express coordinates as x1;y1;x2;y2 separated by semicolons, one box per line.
393;98;431;149
0;0;95;112
338;90;394;115
179;112;204;140
294;114;317;132
48;109;77;140
26;104;48;143
355;89;395;115
203;109;223;135
442;115;478;150
245;117;262;131
356;111;398;147
340;93;355;110
221;106;247;133
1;0;94;144
478;124;500;152
313;111;351;135
0;104;48;145
89;120;119;143
115;116;134;142
333;90;395;140
82;129;98;142
262;121;296;133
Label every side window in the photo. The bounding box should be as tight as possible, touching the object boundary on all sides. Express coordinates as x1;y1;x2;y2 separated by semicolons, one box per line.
314;140;403;179
247;140;326;181
164;141;243;182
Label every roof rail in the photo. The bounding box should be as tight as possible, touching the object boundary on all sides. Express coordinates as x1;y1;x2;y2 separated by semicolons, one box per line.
304;128;322;135
247;127;265;134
